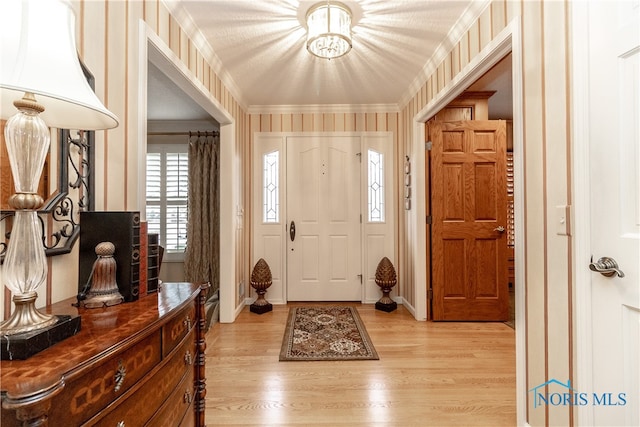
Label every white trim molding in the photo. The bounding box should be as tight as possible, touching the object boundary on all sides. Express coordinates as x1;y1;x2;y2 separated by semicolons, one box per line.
397;0;491;107
247;103;400;115
571;2;595;425
161;0;248;110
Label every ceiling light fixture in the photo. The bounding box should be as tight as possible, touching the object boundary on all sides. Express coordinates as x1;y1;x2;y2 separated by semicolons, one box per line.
306;1;352;60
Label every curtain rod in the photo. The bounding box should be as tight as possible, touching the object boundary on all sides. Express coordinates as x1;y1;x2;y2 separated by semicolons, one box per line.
147;130;219;137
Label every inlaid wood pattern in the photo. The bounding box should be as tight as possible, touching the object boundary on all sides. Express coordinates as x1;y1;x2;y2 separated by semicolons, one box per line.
205;303;515;426
1;282;207;427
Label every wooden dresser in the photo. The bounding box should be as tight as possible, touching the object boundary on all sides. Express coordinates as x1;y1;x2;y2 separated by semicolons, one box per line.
1;282;209;427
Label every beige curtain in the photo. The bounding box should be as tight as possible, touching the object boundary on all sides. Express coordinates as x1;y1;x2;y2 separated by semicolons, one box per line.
184;132;219;296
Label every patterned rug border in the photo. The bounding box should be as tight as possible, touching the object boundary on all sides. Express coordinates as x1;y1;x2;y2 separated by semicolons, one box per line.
279;306;379;361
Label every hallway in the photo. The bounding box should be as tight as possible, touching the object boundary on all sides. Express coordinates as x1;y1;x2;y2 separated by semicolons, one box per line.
205;303;516;426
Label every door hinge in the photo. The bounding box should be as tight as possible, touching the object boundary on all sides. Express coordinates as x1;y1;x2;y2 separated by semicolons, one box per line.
426;215;432;224
360;214;362;224
428;288;433;300
357;274;363;284
425;141;432;151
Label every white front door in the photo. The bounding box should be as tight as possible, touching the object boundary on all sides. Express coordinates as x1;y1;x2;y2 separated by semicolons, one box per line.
286;136;362;301
575;1;639;425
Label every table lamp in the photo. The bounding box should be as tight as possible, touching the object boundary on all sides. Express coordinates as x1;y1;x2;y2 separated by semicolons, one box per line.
0;0;118;336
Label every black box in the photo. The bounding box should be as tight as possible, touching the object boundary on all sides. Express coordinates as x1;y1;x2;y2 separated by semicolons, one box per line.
0;315;81;360
79;211;141;302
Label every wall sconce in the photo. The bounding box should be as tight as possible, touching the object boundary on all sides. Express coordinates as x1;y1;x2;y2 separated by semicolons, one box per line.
0;0;118;338
404;155;411;210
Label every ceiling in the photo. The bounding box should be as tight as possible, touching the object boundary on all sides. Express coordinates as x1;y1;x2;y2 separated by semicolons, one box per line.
148;0;512;121
148;61;214;121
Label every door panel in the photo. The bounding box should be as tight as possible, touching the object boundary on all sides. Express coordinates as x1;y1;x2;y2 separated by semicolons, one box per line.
580;1;640;424
301;236;319;280
431;120;508;321
287;136;361;301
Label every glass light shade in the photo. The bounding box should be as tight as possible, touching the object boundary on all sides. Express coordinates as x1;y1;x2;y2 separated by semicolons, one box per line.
0;0;118;130
306;2;352;59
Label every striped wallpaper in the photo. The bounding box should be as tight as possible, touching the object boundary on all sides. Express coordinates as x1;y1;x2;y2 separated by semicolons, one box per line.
1;1;576;425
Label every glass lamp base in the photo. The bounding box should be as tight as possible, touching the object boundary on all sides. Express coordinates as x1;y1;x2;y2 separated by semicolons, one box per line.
0;293;57;335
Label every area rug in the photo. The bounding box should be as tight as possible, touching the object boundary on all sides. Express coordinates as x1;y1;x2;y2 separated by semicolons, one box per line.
279;306;379;361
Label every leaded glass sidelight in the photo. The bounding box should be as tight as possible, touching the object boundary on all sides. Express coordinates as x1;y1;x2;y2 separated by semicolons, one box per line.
263;151;279;223
368;149;385;222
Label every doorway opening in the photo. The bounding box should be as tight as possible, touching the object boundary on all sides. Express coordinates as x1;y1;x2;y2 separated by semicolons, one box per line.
426;55;515;325
252;132;396;306
137;24;238;323
410;19;526;424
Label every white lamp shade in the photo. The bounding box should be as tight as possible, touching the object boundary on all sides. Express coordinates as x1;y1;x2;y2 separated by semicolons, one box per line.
0;0;118;130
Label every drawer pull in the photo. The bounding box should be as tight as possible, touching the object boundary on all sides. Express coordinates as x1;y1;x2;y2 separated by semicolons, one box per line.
184;350;193;366
183;316;192;330
183;390;193;404
114;360;126;393
117;422;125;427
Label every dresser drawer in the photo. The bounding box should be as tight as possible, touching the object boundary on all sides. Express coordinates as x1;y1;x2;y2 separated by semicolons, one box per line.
50;330;161;426
89;329;195;426
163;304;196;357
1;283;207;427
179;400;196;427
145;365;195;427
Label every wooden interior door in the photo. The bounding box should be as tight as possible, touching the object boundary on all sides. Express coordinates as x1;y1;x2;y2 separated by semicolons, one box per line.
430;120;508;321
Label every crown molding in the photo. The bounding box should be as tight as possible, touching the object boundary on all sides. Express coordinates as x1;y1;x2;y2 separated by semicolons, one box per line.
247;103;400;115
161;0;248;112
397;0;491;109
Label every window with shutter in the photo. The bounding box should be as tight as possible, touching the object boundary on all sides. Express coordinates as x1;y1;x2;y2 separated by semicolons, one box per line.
146;145;189;260
506;150;515;248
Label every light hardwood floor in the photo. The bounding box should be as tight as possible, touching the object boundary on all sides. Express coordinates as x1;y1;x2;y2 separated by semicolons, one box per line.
205;303;516;426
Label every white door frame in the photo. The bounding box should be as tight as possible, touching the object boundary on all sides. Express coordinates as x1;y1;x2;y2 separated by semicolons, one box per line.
572;3;595;424
136;24;238;323
410;19;526;426
252;132;396;305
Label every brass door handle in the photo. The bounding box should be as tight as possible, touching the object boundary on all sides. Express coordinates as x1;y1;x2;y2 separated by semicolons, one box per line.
494;226;505;233
290;221;296;241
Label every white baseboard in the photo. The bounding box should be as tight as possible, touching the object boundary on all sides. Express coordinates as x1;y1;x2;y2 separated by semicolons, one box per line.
243;297;404;306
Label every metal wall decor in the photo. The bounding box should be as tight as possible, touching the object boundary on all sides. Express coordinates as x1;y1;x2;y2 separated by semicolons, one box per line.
404;155;411;210
0;62;95;261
